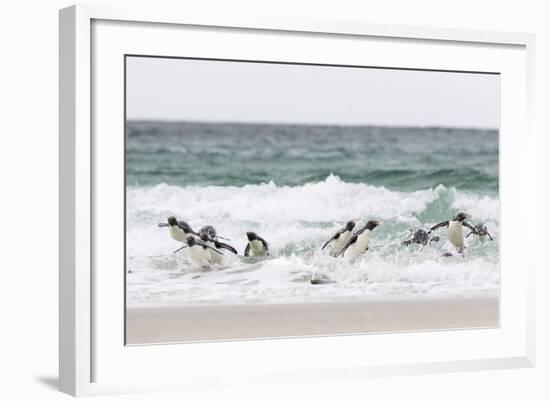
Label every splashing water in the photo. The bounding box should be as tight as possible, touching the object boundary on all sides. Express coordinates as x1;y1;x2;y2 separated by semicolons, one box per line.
126;176;499;306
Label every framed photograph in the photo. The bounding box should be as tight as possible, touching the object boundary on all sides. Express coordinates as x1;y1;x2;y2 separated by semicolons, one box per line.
59;4;536;396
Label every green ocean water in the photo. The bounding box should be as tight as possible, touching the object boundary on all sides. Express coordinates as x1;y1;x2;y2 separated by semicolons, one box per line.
126;121;498;194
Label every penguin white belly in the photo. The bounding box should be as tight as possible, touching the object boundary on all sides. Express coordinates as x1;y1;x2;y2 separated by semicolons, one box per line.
209;251;222;264
344;231;370;260
249;240;268;256
169;226;187;242
206;241;222;264
188;246;211;266
448;221;464;251
330;231;352;256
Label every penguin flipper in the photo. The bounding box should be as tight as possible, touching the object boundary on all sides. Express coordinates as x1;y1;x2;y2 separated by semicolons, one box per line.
204;243;223;255
216;241;238;255
173;245;187;254
177;220;198;235
260;238;269;252
487;232;493;241
244;243;250;257
321;238;333;250
429;221;449;232
462;221;478;235
195;238;223;255
321;229;343;250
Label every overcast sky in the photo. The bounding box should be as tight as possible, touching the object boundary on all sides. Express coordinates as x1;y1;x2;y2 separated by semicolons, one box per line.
126;56;499;129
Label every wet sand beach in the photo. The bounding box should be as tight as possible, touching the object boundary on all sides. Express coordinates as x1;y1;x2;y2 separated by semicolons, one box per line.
126;297;499;344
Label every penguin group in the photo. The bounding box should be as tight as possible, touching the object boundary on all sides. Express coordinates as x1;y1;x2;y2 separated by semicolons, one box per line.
158;216;269;267
322;220;380;259
158;211;492;268
319;211;492;259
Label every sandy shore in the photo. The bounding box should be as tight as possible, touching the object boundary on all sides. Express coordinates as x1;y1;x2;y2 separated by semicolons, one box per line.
126;297;499;344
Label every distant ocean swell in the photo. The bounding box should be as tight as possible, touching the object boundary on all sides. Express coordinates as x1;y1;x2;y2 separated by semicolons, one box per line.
126;121;499;193
126;166;498;192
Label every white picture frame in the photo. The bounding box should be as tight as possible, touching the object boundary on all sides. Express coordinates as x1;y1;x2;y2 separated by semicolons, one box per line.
59;4;536;396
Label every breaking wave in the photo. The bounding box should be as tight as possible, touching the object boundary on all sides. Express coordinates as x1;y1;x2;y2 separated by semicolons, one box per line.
126;175;499;306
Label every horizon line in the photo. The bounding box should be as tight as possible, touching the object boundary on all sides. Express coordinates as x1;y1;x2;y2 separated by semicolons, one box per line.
125;118;499;131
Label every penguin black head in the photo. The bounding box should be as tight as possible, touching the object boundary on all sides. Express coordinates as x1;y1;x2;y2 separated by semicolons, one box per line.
200;225;216;238
186;236;196;246
453;212;470;222
199;233;210;242
345;221;356;231
475;224;488;236
167;216;178;226
246;232;259;241
412;229;429;245
365;220;380;231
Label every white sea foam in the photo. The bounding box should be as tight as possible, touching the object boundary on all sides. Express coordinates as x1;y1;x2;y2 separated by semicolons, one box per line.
451;189;500;222
126;176;499;306
127;174;439;223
